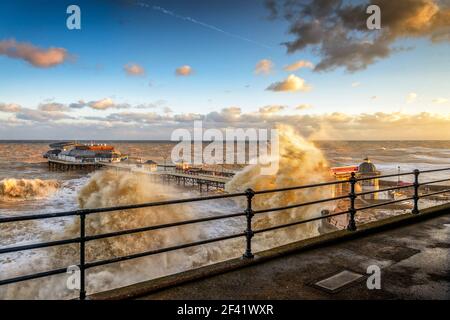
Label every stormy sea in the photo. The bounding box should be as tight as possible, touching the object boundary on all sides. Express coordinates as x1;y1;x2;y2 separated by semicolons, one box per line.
1;139;449;299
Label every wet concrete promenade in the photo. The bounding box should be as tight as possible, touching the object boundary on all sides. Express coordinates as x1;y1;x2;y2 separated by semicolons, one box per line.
139;213;450;300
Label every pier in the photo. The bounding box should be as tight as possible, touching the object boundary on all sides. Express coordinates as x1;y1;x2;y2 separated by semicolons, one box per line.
44;141;232;192
106;164;231;191
69;160;234;192
48;158;103;171
160;171;230;192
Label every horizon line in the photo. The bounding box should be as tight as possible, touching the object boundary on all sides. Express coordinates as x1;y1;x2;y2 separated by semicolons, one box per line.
1;139;450;142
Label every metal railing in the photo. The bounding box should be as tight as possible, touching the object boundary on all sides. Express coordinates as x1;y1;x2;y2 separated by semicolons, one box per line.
1;167;449;299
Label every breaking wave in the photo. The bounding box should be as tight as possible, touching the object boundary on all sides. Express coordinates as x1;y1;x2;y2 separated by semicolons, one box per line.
74;170;202;263
0;178;59;200
226;124;334;238
1;170;207;299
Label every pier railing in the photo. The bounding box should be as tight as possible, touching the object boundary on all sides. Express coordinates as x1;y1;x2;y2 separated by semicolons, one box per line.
1;167;449;299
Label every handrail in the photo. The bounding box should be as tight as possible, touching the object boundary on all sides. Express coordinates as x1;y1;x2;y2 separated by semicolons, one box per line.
355;184;413;197
84;211;246;242
0;192;247;223
84;232;247;270
1;166;449;299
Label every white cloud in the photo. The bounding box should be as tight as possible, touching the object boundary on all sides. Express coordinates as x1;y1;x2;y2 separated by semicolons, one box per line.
406;92;418;104
266;74;312;92
2;102;450;140
70;98;131;110
89;98;116;110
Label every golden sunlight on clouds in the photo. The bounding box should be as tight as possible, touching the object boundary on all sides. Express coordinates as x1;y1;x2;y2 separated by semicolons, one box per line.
175;65;193;76
89;98;115;110
283;60;314;71
393;0;439;35
266;74;312;92
2;99;450;140
0;39;70;68
273;0;450;71
124;63;145;76
296;104;312;110
254;59;274;75
258;105;286;114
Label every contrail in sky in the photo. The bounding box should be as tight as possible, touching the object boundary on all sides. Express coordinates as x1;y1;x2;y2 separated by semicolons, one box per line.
137;1;272;50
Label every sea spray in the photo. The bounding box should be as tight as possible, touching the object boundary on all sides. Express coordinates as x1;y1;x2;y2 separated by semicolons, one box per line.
226;124;335;243
0;178;59;200
75;170;202;262
1;170;210;299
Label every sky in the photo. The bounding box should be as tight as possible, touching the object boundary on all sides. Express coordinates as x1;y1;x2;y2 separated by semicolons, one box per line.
0;0;449;140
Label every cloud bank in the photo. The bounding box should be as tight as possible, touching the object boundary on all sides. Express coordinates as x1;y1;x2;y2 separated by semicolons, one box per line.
1;101;449;140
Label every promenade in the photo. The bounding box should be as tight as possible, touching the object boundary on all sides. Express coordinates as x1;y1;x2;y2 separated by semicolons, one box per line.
137;213;449;300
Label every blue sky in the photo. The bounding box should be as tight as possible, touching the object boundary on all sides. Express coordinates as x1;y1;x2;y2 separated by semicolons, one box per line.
0;0;449;139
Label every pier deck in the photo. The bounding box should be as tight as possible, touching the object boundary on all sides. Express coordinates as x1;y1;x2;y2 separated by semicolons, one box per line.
159;172;231;191
47;158;103;171
49;158;233;191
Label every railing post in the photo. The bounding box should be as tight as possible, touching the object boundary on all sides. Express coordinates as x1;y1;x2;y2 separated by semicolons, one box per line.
243;188;255;259
79;212;86;300
412;169;420;214
347;172;357;231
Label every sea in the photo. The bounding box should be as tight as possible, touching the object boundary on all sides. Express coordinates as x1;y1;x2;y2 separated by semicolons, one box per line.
1;140;449;214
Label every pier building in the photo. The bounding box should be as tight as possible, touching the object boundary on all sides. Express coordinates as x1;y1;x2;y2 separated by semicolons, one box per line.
45;143;125;164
